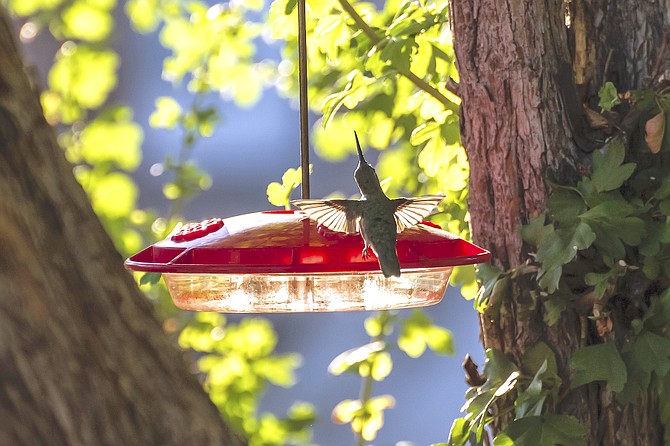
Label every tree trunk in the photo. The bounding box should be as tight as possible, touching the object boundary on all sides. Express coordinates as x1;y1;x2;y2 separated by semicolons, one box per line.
452;0;668;444
0;7;244;446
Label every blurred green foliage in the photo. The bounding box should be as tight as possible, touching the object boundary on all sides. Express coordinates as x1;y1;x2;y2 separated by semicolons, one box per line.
329;311;454;444
6;0;474;444
180;313;316;445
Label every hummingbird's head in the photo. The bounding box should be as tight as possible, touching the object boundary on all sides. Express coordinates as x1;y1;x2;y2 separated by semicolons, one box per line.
353;131;384;196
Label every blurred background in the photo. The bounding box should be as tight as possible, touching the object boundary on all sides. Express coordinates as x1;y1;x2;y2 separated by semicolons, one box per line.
14;3;483;445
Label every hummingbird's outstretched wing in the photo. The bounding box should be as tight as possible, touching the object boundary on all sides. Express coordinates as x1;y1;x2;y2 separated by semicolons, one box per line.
391;194;445;232
291;199;363;233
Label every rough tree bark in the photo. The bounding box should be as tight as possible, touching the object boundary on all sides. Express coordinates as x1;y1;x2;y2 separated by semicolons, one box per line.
0;7;244;446
452;0;668;444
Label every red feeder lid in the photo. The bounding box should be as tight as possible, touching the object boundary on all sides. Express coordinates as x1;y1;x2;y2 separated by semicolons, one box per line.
125;210;490;275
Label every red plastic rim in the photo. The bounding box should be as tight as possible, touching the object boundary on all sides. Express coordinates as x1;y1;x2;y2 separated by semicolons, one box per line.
124;210;491;274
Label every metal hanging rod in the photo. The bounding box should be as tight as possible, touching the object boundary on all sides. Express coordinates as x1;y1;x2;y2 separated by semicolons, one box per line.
297;0;310;199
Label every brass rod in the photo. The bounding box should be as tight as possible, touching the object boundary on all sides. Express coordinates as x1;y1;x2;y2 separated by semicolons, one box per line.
297;0;310;199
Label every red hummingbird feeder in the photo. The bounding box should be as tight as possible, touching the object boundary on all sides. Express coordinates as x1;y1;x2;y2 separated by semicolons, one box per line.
123;0;491;312
125;210;490;312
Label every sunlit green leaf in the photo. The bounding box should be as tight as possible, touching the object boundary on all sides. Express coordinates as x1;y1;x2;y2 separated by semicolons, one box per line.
267;165;312;208
80;108;143;170
150;96;182;129
598;81;620;112
370;351;393;381
447;417;472;446
61;1;114;42
88;172;138;219
328;341;386;376
125;0;161;32
332;399;360;424
450;265;478;300
8;0;64;16
48;45;119;116
398;310;453;358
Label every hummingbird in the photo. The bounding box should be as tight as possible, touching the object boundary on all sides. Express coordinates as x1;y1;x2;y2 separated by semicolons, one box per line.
292;132;445;278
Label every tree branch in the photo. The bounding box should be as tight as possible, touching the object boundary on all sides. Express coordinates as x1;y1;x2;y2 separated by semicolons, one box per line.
337;0;459;111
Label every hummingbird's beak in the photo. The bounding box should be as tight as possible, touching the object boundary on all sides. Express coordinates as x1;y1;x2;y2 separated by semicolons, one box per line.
354;131;366;164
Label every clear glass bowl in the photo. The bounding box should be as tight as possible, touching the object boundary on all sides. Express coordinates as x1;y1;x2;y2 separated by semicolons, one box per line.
163;268;453;312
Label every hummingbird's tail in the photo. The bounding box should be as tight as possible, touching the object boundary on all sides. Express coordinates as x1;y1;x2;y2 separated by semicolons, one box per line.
374;243;401;278
354;131;366;163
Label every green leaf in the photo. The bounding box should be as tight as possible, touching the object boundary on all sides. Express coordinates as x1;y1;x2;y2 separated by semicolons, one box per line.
426;325;455;355
579;199;634;221
591;140;636;192
398;310;454;357
639;222;665;256
617;348;651;404
547;189;586;225
370;351;393;381
598;81;620;111
449;265;478;300
80;109;143;170
267;165;312;208
543;298;566;325
515;343;561;418
515;360;548;418
494;415;586;446
584;270;612;299
284;0;297;13
538;267;562;295
569;342;627;392
62;1;114;42
480;349;519;393
322;70;370;125
461;350;519;443
139;272;161;286
520;213;553;247
87;172;138;219
446;417;471;446
523;342;559;381
630;331;670;376
8;0;65;16
266;182;287;207
150;96;182;129
475;263;503;312
654;176;670;200
591;224;626;260
328;341;386;376
483;275;510;319
461;350;515;415
379;37;417;73
536;222;595;290
259;354;302;387
363;311;395;337
591;215;646;249
657;374;670;440
643;255;660;280
48;45;119;116
125;0;160;32
282;401;317;434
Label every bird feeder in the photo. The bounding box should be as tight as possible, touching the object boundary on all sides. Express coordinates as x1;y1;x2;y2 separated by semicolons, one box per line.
125;210;490;312
123;0;491;312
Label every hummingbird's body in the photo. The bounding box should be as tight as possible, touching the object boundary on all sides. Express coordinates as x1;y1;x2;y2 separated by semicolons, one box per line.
292;133;444;278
